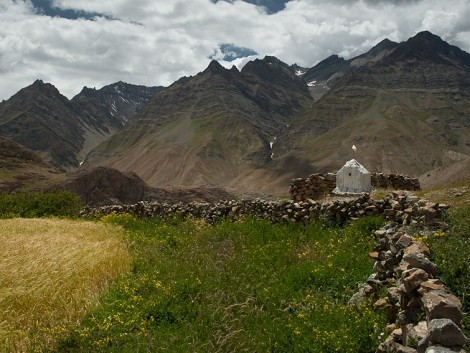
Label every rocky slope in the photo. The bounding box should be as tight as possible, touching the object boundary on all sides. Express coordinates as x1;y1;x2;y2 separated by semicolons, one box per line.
83;31;470;195
57;166;235;207
0;80;161;169
0;136;65;192
85;56;313;192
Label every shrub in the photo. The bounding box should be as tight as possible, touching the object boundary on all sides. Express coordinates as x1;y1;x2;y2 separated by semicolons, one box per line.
0;190;82;218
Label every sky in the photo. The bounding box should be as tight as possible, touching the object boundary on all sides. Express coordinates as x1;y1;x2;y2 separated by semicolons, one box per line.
1;0;470;101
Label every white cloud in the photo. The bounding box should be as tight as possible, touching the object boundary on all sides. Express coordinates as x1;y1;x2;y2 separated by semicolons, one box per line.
0;0;469;101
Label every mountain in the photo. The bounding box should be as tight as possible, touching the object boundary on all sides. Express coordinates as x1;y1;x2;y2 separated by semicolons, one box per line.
85;56;313;192
72;81;164;126
0;80;161;169
289;31;470;181
3;31;470;197
83;32;470;195
302;38;399;99
0;136;65;192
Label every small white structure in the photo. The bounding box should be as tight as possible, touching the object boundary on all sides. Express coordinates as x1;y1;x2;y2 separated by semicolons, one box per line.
334;159;371;194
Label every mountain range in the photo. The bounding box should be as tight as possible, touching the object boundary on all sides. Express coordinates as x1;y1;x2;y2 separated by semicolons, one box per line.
1;31;469;197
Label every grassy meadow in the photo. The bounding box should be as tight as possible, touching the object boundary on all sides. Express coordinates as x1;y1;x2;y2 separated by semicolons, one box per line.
53;214;387;352
0;189;468;352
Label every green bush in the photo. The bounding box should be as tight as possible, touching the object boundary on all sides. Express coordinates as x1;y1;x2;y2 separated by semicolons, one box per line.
0;190;82;218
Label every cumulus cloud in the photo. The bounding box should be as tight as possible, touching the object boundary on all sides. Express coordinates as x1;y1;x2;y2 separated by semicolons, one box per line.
0;0;469;101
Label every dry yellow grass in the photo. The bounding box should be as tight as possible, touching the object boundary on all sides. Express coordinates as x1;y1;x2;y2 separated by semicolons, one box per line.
0;218;130;352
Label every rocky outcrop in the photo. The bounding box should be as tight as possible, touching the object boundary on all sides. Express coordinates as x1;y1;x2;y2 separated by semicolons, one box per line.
56;167;236;207
61;167;147;207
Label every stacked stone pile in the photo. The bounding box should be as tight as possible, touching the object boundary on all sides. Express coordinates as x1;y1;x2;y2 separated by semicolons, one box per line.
353;222;468;353
290;173;420;201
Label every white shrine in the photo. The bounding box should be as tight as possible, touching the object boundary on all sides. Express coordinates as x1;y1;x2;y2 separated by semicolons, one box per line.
334;158;371;194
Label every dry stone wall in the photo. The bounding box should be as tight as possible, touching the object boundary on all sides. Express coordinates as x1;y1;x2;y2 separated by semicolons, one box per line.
362;223;468;353
81;191;444;227
290;173;421;201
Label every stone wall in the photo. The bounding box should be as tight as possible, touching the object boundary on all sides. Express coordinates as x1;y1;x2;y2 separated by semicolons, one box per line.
372;173;421;191
290;173;421;201
81;191;444;227
359;223;468;353
290;173;337;201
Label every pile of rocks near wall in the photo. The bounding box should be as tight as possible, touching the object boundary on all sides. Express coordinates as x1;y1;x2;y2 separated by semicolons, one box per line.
290;173;421;201
354;222;468;353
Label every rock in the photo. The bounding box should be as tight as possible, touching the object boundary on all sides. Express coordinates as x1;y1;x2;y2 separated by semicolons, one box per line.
402;252;438;275
408;321;428;347
349;283;375;306
402;268;429;293
418;280;446;296
374;297;389;309
404;243;431;258
398;309;421;326
419;319;467;348
388;286;401;305
395;344;419;353
391;234;413;254
421;291;463;328
396;260;412;277
425;346;467;353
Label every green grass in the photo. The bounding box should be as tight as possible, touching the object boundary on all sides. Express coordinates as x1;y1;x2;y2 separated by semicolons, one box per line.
55;214;386;353
424;206;470;339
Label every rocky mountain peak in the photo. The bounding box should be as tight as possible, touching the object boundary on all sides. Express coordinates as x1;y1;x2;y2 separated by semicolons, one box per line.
204;59;227;74
386;31;470;68
23;79;67;101
76;86;97;97
241;55;308;95
365;38;398;58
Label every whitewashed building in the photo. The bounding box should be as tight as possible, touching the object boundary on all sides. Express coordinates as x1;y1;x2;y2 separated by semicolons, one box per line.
334;159;371;194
